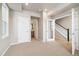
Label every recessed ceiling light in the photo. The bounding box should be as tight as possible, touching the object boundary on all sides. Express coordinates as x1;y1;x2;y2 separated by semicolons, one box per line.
25;3;29;6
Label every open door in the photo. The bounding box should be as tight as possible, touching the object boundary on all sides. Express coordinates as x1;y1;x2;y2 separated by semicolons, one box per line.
47;19;55;41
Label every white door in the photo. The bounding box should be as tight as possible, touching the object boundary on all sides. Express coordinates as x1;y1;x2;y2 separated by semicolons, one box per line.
18;15;31;43
47;19;55;41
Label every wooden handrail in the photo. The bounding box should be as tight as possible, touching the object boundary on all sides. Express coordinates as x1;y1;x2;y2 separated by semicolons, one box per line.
56;22;67;30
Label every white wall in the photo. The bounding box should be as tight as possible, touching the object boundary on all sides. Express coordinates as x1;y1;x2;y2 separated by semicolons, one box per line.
39;11;53;42
0;4;10;55
9;10;40;44
38;13;43;41
9;11;18;43
56;16;71;29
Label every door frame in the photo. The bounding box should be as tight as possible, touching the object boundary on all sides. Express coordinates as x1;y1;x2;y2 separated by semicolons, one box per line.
71;8;79;55
47;19;55;41
31;16;39;40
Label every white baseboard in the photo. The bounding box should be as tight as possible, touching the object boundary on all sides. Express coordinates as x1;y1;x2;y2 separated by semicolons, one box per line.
1;41;31;56
1;44;11;56
10;41;31;46
47;39;55;42
10;42;21;46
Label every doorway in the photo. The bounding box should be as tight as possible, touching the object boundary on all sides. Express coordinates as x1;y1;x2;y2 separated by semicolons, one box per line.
31;16;39;41
47;19;55;41
48;21;53;39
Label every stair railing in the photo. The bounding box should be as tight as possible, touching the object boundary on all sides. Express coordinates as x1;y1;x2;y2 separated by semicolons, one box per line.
56;23;69;42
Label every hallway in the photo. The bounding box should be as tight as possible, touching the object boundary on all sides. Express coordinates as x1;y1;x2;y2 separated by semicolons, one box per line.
1;3;79;56
4;39;71;56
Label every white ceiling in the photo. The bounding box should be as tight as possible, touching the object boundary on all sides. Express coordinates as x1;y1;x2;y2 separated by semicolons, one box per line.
8;3;68;12
22;3;69;13
7;3;79;16
7;3;22;11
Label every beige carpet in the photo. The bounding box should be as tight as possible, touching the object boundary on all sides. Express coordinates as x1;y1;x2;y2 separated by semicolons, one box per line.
55;30;72;53
4;39;72;56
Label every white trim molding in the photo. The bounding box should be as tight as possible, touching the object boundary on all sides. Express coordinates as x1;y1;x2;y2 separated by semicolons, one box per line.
10;41;31;46
1;44;11;56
